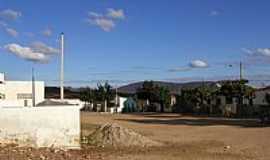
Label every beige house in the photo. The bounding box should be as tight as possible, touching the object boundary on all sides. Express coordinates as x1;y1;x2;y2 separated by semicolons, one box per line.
0;73;44;107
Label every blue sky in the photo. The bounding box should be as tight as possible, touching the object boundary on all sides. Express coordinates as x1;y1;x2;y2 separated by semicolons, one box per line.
1;0;270;87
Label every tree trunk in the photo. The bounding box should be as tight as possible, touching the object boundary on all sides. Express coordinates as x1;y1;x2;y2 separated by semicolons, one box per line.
160;102;164;113
104;100;107;112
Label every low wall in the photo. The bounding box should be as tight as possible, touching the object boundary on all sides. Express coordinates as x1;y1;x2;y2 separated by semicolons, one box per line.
0;106;81;149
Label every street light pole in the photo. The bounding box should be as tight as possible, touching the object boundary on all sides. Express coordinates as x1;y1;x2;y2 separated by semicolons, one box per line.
60;32;64;101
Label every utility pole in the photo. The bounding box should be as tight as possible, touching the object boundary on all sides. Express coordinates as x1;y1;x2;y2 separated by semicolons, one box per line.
60;32;64;101
239;61;244;105
32;68;36;107
115;86;118;106
240;61;243;80
115;85;118;113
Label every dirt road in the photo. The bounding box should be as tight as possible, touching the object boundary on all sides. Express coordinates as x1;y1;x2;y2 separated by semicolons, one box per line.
0;112;269;160
81;112;270;160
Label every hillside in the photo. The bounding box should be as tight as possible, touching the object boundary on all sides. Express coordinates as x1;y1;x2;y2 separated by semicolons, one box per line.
117;81;218;95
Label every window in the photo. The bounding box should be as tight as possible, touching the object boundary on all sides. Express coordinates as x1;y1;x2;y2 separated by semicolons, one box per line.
17;93;32;99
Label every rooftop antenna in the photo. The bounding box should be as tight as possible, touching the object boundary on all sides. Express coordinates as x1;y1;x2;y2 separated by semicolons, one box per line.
32;68;36;107
60;32;65;101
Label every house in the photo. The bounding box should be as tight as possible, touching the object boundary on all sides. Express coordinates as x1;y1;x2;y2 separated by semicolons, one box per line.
115;96;128;113
0;73;44;107
253;87;270;106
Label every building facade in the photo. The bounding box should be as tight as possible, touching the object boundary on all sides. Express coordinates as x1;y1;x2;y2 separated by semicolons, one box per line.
0;73;44;107
253;88;270;106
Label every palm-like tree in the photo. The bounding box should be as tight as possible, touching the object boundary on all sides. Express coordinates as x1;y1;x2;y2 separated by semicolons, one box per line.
97;82;114;112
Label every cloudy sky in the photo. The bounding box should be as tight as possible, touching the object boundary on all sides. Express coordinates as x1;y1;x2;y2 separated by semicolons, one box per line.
0;0;270;87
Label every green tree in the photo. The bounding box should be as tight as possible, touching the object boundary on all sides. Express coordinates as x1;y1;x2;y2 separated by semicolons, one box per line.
265;93;270;105
79;87;95;109
176;84;217;114
137;81;171;112
96;82;114;112
137;81;157;101
158;86;170;112
218;80;255;105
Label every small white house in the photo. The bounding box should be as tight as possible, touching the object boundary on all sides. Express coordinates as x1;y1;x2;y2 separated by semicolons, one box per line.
0;73;44;107
117;96;127;113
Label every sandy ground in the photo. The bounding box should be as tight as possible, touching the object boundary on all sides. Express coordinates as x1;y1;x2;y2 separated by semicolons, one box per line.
81;112;270;160
0;112;269;160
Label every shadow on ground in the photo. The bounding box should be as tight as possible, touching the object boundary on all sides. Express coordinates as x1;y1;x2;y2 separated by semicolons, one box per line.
116;114;269;128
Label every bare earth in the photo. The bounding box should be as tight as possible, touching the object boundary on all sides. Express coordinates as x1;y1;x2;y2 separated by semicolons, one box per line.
0;112;270;160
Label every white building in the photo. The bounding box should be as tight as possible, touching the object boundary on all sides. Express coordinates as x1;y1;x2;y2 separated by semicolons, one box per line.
115;96;127;113
0;73;44;107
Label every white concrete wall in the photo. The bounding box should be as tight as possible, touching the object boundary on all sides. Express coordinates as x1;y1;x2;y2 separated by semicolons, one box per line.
0;106;81;149
1;81;44;107
118;97;127;113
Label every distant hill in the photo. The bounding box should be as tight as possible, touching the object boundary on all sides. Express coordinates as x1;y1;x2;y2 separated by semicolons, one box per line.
45;81;219;98
117;81;218;95
45;87;81;99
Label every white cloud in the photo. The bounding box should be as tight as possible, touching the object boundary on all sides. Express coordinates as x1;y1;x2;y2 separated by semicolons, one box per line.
243;48;270;57
87;17;115;32
30;41;59;55
0;9;22;20
88;12;103;18
256;48;270;56
5;28;18;37
169;60;209;72
241;48;253;55
107;8;125;19
4;42;59;63
210;10;220;16
86;8;125;32
189;60;209;68
41;28;52;37
4;43;48;62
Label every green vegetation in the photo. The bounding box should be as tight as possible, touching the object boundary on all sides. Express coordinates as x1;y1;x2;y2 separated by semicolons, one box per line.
136;81;170;112
79;80;268;118
79;81;115;112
